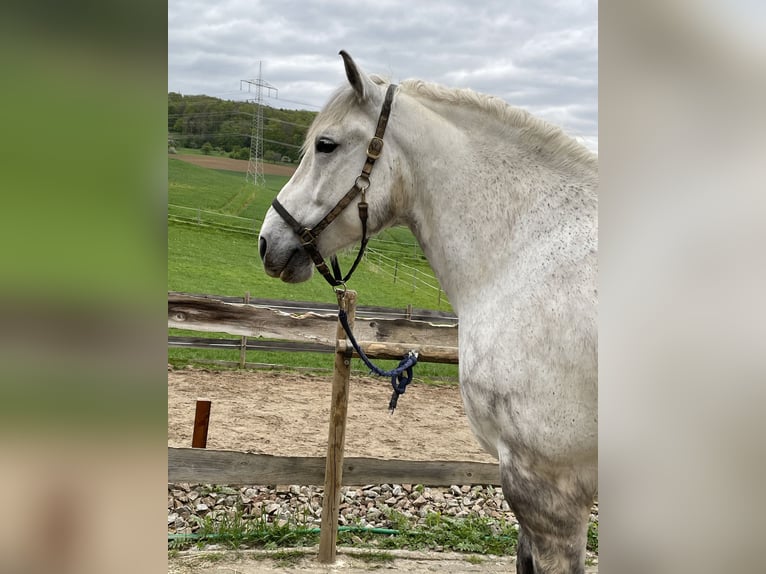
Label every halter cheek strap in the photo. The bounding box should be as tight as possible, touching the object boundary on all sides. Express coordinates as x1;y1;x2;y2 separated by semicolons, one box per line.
271;83;397;287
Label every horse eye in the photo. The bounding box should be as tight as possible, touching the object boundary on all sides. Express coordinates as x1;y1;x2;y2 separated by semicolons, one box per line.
315;138;338;154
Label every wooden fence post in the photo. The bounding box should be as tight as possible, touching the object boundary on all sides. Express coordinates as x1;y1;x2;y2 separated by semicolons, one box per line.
192;399;211;448
239;291;250;368
318;290;357;564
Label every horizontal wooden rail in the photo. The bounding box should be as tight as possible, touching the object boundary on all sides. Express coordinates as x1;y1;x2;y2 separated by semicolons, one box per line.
168;447;500;486
169;336;459;364
170;292;458;323
168;293;458;347
336;340;459;364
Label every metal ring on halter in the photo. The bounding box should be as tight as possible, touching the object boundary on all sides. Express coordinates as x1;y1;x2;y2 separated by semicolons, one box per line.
335;283;348;306
354;175;370;191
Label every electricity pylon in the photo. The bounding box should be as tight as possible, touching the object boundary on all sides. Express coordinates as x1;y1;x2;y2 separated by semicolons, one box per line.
240;62;278;186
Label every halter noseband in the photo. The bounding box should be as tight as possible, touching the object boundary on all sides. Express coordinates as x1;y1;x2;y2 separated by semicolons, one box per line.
271;83;397;288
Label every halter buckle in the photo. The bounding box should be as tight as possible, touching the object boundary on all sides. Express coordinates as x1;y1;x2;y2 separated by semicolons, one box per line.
367;137;384;160
299;228;316;246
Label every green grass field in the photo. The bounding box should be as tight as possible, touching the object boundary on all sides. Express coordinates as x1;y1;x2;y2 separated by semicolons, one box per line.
168;156;457;380
168;156;285;219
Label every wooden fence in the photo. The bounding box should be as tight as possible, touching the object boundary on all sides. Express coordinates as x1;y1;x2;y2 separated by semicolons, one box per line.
168;291;500;563
168;448;499;486
168;291;460;365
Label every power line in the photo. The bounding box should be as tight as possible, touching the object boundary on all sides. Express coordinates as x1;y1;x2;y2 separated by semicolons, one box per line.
264;94;322;109
169;90;323;110
264;117;313;128
167;111;311;129
169;132;303;149
167;111;251;119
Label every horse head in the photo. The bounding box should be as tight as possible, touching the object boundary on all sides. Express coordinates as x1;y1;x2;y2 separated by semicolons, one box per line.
259;51;401;283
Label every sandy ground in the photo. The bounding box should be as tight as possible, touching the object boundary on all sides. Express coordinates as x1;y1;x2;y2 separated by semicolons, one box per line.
172;153;297;176
168;548;524;574
168;368;494;463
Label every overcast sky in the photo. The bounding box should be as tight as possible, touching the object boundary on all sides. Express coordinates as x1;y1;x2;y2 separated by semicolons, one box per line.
168;0;597;152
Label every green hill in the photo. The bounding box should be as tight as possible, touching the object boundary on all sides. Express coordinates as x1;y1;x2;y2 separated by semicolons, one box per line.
168;92;316;163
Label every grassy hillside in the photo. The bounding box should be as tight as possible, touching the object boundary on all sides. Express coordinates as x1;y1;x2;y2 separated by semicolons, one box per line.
168;156;284;221
168;156;456;380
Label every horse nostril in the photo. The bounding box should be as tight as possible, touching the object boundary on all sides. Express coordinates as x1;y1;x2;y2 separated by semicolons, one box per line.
259;237;267;261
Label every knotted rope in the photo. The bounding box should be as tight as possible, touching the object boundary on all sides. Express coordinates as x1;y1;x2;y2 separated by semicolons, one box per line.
337;308;418;413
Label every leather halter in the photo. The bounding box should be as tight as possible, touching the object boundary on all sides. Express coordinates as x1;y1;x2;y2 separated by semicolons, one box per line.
271;83;397;287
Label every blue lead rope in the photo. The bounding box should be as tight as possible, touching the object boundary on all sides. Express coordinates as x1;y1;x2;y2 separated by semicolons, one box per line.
338;309;418;413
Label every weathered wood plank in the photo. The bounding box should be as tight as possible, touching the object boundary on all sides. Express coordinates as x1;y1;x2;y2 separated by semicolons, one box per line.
169;336;458;363
168;306;459;368
168;293;458;347
169;292;459;324
336;340;459;364
169;297;335;341
168;447;501;486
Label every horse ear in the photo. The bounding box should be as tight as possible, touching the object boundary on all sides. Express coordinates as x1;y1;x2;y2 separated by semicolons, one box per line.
339;50;372;102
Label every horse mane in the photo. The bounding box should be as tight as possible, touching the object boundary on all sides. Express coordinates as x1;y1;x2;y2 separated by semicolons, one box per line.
306;74;597;171
399;78;597;171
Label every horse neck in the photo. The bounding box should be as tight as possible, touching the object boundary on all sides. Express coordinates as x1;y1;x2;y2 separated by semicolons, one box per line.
394;94;596;314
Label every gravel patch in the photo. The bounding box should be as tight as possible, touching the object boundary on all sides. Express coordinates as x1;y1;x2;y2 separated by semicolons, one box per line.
168;482;598;535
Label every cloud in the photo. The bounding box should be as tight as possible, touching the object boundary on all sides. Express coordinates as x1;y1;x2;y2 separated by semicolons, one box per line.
168;0;598;151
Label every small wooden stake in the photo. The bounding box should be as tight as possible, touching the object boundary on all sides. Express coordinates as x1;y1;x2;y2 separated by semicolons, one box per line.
318;290;357;564
192;399;211;448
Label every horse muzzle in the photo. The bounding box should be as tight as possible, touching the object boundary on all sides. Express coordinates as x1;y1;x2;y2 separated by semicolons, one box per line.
258;231;315;283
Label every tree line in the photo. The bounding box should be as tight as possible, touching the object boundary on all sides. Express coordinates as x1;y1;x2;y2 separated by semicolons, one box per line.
168;93;317;162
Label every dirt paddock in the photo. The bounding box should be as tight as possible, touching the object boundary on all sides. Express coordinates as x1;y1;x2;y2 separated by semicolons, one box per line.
168;547;521;574
168;367;598;572
168;367;494;461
